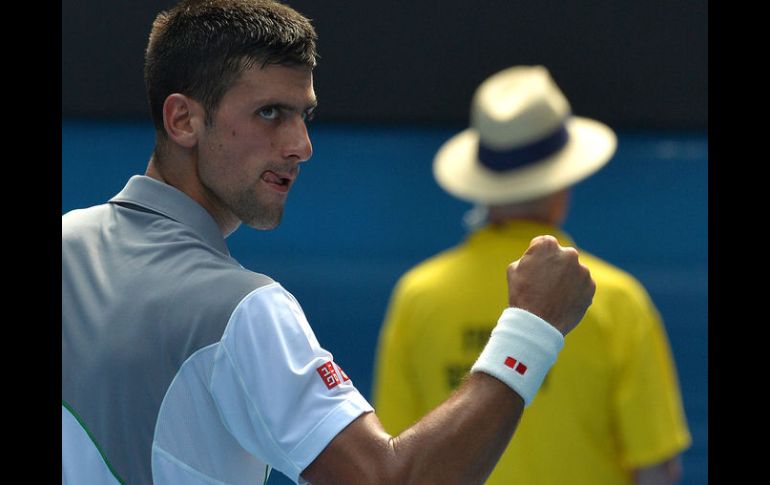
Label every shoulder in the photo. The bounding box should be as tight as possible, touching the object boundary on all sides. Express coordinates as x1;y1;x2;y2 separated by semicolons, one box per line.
199;261;275;295
579;251;651;301
168;253;277;328
62;205;111;238
393;245;468;296
577;251;662;336
222;281;323;355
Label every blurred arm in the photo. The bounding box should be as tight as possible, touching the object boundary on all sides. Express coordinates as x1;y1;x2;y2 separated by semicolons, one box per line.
634;456;683;485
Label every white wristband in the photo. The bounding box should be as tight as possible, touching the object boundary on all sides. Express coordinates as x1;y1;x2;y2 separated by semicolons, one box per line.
470;307;565;405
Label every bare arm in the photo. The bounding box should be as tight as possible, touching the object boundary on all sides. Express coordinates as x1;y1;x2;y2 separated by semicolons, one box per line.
303;236;595;484
634;456;683;485
304;372;523;484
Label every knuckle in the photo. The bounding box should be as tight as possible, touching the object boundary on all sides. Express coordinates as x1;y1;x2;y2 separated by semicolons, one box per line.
579;262;591;276
587;277;597;295
541;235;559;247
561;246;580;260
530;235;557;249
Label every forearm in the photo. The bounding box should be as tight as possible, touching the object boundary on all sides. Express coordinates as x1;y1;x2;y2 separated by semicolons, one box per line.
302;372;524;485
390;371;524;484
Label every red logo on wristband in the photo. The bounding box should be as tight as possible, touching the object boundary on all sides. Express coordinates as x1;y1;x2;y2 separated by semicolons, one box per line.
504;356;528;375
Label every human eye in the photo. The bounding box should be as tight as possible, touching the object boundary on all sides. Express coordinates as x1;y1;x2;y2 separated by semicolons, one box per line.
258;106;280;120
302;107;316;122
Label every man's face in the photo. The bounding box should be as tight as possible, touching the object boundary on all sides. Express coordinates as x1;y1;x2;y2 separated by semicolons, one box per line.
196;63;316;230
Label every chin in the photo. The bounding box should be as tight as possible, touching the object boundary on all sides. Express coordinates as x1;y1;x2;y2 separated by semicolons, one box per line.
243;213;283;231
233;199;284;231
248;221;281;231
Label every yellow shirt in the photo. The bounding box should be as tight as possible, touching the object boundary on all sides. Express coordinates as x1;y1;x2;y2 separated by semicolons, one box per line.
372;220;691;484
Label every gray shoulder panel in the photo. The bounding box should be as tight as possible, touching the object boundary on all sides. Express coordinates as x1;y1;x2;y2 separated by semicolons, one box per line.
63;202;274;484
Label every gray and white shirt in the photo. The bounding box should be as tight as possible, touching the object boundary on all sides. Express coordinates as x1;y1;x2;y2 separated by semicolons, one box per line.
62;175;372;484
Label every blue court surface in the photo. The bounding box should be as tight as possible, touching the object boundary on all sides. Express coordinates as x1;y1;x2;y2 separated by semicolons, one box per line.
62;120;708;484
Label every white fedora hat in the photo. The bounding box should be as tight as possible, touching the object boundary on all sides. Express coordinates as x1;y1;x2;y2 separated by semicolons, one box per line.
433;65;617;205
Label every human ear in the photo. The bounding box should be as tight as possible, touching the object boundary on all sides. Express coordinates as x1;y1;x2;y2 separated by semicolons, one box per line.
162;93;204;148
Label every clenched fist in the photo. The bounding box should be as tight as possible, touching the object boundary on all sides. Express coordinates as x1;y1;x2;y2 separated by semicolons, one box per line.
507;235;595;335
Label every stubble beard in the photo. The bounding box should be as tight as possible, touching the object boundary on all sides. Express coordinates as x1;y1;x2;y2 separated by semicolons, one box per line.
230;188;285;230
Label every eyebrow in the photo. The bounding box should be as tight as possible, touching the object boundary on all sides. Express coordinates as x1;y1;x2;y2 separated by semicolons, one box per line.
262;99;318;114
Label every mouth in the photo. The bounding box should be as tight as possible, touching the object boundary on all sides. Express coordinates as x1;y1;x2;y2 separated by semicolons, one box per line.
261;170;294;194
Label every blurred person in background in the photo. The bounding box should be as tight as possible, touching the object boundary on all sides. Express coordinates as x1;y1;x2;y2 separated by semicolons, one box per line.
373;65;691;485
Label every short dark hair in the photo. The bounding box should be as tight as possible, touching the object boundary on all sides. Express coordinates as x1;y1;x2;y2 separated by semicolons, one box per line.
144;0;317;132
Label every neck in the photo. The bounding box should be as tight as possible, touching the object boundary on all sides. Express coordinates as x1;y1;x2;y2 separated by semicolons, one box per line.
486;189;570;227
487;211;556;226
145;151;241;237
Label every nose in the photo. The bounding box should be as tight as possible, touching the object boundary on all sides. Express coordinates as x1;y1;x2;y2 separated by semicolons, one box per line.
282;115;313;163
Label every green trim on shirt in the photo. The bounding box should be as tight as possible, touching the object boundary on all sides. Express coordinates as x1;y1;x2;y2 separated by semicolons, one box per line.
62;400;126;484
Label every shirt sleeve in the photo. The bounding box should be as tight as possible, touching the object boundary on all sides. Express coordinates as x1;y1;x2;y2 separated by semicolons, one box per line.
611;282;692;468
209;283;373;483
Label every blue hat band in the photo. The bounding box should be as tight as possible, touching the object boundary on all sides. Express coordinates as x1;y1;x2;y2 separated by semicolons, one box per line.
477;123;569;172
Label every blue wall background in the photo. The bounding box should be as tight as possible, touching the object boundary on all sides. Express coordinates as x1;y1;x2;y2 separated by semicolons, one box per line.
62;120;708;484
